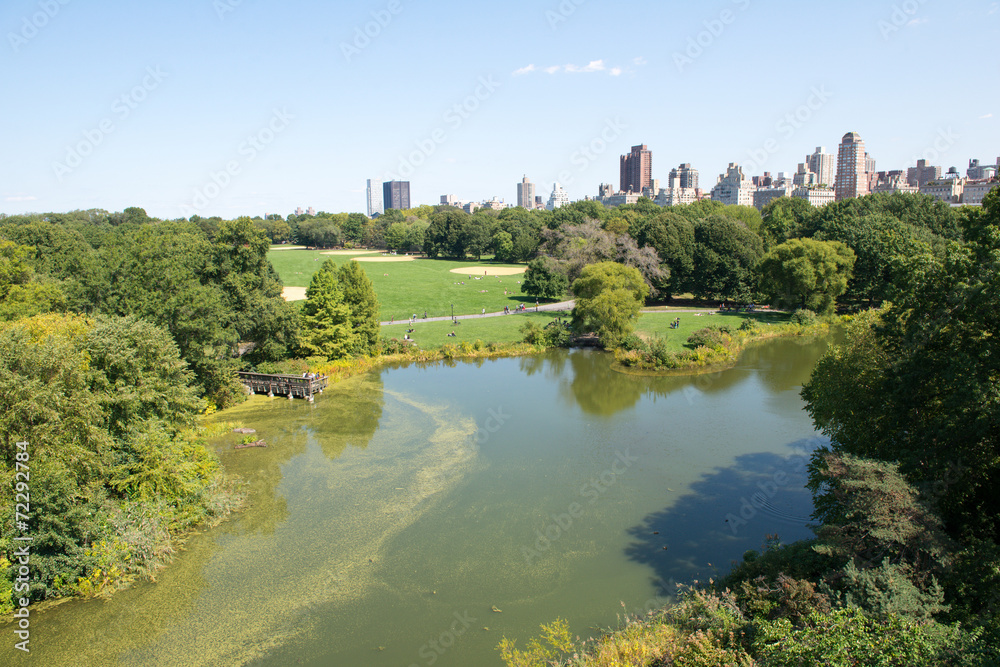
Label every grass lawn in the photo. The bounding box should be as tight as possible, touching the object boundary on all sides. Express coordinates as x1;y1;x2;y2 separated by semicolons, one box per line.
267;248;561;320
634;310;792;352
380;311;566;349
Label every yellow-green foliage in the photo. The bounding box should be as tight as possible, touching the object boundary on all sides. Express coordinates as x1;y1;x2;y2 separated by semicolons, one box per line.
498;618;575;667
616;322;829;374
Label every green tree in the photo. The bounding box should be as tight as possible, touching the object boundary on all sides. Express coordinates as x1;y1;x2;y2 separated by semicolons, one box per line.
336;260;380;356
631;211;694;298
760;196;815;247
571;262;649;348
759;238;856;314
803;189;1000;540
299;259;355;359
491;230;515;263
521;257;568;299
424;209;471;258
690;215;765;301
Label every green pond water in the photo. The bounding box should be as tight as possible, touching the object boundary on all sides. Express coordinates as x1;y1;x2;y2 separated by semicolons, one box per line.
3;336;834;666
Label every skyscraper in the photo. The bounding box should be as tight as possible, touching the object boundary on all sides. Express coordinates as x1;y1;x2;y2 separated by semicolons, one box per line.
366;179;383;217
806;147;835;188
620;144;652;194
546;183;570;210
834;132;869;201
383;180;411;211
669;163;699;190
516;175;536;209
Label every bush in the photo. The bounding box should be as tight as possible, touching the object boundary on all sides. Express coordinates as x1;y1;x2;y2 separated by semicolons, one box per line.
687;326;728;349
790;309;818;326
617;333;648;352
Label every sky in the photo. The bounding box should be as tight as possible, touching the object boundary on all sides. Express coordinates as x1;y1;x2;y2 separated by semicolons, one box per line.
2;0;999;219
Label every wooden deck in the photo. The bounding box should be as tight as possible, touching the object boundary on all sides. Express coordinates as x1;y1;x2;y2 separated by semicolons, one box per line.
238;372;328;401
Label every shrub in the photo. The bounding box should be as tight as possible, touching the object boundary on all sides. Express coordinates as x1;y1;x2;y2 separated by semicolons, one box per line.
618;333;648;352
790;309;818;326
687;326;727;349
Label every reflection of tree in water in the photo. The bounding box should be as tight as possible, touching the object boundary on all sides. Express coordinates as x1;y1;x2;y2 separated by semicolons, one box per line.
564;350;647;416
312;371;385;457
213;372;385;536
738;336;835;394
624;440;822;596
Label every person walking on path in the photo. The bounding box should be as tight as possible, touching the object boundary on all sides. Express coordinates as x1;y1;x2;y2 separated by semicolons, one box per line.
482;308;486;316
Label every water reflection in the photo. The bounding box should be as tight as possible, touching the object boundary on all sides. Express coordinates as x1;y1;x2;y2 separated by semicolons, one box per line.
624;437;824;595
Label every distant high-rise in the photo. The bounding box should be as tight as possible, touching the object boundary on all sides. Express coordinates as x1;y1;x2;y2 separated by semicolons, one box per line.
807;147;835;187
367;179;383;217
517;175;536;209
710;163;754;206
383;180;411;211
668;163;699;190
908;159;942;187
547;183;570;210
835;132;869;201
620;144;652;194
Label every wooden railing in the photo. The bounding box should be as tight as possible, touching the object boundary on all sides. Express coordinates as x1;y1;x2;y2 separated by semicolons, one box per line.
237;372;328;400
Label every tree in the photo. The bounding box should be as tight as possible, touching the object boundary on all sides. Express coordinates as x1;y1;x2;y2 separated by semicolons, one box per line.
761;196;815;247
424;209;471;258
759;238;856;313
803;189;1000;540
690;215;764;301
631;211;694;298
521;257;568;299
571;262;649;348
463;214;494;260
0;239;66;321
299;259;355;359
491;230;515;263
336;260;380;356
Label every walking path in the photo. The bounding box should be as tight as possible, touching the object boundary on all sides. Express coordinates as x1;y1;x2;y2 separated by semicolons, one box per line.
380;300;575;326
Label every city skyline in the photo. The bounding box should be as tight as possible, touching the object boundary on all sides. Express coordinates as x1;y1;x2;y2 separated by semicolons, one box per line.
2;0;999;218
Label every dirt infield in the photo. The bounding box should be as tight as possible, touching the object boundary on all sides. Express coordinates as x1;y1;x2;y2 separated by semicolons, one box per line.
320;250;382;256
352;256;417;263
448;266;527;276
282;286;307;301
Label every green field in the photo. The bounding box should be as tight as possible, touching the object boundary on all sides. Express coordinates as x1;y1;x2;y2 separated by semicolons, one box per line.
634;310;792;352
267;248;552;320
380;311;568;349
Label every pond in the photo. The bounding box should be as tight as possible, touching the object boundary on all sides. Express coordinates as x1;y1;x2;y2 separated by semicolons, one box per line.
2;336;834;667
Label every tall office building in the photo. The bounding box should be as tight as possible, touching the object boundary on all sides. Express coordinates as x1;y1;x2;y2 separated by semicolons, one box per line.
366;179;383;217
834;132;869;201
516;175;536;209
806;147;835;187
383;180;411;211
669;163;699;189
620;144;653;194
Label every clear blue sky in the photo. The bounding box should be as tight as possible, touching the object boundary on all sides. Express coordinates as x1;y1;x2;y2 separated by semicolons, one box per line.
2;0;998;219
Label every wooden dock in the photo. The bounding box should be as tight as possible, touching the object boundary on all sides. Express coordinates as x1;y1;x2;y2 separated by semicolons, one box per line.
237;372;328;402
